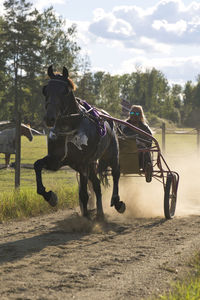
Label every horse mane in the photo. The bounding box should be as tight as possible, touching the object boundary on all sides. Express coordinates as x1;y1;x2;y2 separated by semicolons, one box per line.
67;77;76;91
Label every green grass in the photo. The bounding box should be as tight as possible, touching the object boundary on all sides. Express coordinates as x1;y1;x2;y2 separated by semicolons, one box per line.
154;133;198;156
0;135;48;166
0;135;79;221
0;132;198;222
0;185;79;222
0;135;77;191
155;252;200;300
0;133;198;191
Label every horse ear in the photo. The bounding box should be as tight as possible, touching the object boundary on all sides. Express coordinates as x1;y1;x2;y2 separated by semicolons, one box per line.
63;67;69;79
48;65;54;78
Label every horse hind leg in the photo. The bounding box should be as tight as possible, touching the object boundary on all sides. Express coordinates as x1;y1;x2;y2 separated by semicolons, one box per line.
110;164;126;213
5;153;10;168
79;173;90;218
108;140;126;214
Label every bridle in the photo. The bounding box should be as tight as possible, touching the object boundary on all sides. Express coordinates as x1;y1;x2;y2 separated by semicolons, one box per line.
45;79;79;118
45;78;105;137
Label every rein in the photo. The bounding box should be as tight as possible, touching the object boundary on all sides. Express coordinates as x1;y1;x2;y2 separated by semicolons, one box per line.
54;103;105;138
56;97;100;125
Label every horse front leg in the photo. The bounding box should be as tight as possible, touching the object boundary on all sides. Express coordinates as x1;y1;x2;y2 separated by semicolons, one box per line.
89;166;104;220
79;173;89;218
111;164;126;214
34;156;58;207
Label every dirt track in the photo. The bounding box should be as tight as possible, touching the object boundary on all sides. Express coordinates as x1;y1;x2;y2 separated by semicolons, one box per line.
1;155;200;300
0;206;200;300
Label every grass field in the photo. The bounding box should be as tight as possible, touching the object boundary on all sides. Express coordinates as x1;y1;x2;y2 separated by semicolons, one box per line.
0;135;77;191
0;132;198;191
0;131;198;218
0;132;198;199
0;131;198;221
0;135;79;222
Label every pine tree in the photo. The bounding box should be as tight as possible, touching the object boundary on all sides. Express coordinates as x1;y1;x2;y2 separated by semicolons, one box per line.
38;7;81;73
2;0;42;121
1;0;81;125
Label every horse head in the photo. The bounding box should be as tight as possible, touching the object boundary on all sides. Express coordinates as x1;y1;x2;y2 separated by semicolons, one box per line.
43;65;77;127
21;124;33;141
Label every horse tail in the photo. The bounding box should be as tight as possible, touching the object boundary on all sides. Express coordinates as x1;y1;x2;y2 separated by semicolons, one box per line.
97;160;110;187
96;118;118;186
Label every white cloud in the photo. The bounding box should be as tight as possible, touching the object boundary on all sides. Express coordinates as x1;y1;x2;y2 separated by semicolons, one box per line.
88;0;200;54
90;10;135;41
64;19;91;47
2;0;200;83
152;0;186;22
64;0;200;83
0;2;5;15
152;19;187;35
118;55;200;83
34;0;65;11
93;8;106;21
140;37;171;54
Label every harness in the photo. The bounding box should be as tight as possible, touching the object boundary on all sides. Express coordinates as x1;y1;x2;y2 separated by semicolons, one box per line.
77;99;106;137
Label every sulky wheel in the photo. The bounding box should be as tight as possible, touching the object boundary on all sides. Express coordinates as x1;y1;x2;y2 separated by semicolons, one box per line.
164;174;178;219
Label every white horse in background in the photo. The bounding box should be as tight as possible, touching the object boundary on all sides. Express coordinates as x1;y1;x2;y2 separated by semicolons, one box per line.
0;124;33;167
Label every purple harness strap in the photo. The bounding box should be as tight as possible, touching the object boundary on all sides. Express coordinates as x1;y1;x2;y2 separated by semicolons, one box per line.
81;100;106;136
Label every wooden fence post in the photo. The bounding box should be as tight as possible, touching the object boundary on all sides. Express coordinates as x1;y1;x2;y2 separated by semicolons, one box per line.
14;63;21;189
197;128;200;153
161;122;166;154
15;112;21;188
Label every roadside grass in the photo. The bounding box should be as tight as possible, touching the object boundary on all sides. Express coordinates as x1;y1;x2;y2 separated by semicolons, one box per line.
0;184;79;223
0;135;79;222
155;252;200;300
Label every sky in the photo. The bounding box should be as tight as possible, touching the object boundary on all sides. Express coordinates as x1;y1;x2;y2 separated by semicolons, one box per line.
1;0;200;85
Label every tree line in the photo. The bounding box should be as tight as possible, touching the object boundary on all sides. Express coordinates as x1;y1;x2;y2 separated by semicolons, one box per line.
1;0;200;128
75;67;200;128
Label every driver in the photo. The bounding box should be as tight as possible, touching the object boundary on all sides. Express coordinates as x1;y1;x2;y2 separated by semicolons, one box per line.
122;105;153;182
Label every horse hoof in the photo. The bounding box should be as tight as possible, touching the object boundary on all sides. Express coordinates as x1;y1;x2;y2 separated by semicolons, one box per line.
110;195;120;207
83;213;91;220
96;213;105;222
47;191;58;207
115;201;126;214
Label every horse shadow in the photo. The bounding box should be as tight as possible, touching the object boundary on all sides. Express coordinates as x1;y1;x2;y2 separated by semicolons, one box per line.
0;213;129;265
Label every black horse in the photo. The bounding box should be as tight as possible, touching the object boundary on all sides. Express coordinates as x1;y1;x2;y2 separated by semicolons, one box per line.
34;66;125;219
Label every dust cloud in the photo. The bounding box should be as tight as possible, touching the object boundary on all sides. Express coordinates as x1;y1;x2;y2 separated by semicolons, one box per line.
57;215;104;233
171;153;200;216
102;176;163;219
59;151;200;233
101;152;200;219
